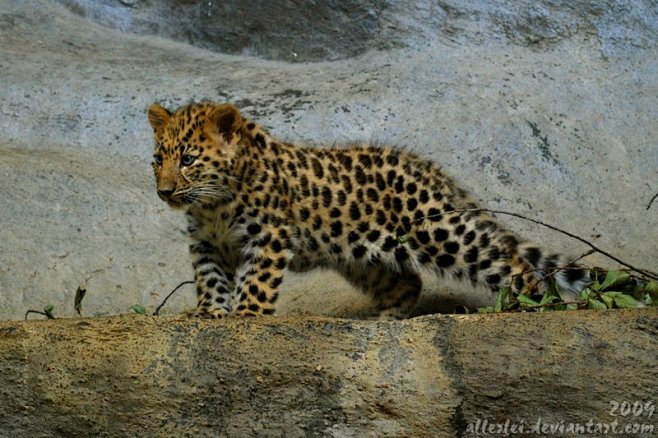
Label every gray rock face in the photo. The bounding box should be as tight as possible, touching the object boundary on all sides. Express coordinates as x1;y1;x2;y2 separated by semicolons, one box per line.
59;0;388;62
0;0;656;320
58;0;658;61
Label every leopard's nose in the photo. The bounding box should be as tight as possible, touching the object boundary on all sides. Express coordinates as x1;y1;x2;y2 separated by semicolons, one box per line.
158;188;175;198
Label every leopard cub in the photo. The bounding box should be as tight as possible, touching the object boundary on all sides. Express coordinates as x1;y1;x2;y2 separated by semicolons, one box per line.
147;102;588;319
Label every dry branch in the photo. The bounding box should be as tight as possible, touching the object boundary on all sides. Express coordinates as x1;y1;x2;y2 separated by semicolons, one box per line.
153;280;195;316
647;191;658;210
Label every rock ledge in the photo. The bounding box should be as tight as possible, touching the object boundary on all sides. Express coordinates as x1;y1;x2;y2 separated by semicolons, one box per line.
1;309;656;436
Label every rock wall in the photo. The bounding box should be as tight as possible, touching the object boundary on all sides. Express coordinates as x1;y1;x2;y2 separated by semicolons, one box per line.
1;309;656;436
0;0;656;319
58;0;658;60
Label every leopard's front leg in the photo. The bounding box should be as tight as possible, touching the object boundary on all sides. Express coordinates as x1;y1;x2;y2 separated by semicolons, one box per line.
189;239;236;318
233;224;291;317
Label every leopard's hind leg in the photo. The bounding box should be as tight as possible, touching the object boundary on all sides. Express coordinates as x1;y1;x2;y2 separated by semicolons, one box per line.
339;264;422;320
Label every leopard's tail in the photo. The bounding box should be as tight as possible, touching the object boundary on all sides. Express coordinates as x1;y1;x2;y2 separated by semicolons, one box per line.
518;242;590;299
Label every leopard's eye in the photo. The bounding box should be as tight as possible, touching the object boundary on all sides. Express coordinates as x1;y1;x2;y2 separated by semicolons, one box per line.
153;154;163;165
180;155;196;167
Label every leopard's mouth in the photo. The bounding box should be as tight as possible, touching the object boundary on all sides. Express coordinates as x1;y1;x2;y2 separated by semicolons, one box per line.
158;192;196;209
159;186;233;210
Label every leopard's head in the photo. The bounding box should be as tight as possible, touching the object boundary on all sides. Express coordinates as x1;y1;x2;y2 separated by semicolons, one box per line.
147;102;243;209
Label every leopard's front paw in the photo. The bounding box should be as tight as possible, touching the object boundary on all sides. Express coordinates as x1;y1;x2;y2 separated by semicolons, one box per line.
233;303;274;317
189;307;229;319
232;309;261;318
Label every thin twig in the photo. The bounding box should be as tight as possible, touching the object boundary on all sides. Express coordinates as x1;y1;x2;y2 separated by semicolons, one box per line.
647;191;658;210
24;310;55;320
522;249;598;294
511;300;586;312
513;264;591;294
415;208;658;281
530;300;585;309
569;249;597;265
153;280;195;316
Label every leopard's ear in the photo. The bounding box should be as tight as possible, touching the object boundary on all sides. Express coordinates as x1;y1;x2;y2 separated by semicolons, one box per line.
207;104;242;142
147;103;172;133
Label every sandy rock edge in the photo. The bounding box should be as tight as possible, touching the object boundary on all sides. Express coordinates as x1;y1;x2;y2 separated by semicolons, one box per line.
0;309;656;436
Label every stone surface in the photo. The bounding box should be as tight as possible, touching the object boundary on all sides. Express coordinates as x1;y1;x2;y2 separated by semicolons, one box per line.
1;309;656;436
0;0;657;320
58;0;658;61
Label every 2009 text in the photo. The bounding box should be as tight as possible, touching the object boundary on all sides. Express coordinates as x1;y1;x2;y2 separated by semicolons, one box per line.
609;400;654;419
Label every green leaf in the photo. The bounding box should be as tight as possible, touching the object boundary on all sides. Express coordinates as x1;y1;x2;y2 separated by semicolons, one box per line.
495;287;510;312
130;304;147;315
600;293;615;308
642;281;658;299
397;233;410;244
539;291;560;306
607;292;644;309
74;287;87;316
537;288;563;311
43;304;56;319
587;298;608;310
641;293;653;306
517;294;540;307
600;270;631;291
477;306;495;314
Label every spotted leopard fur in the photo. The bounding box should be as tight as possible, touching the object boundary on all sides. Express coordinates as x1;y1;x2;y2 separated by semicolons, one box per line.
147;102;589;319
